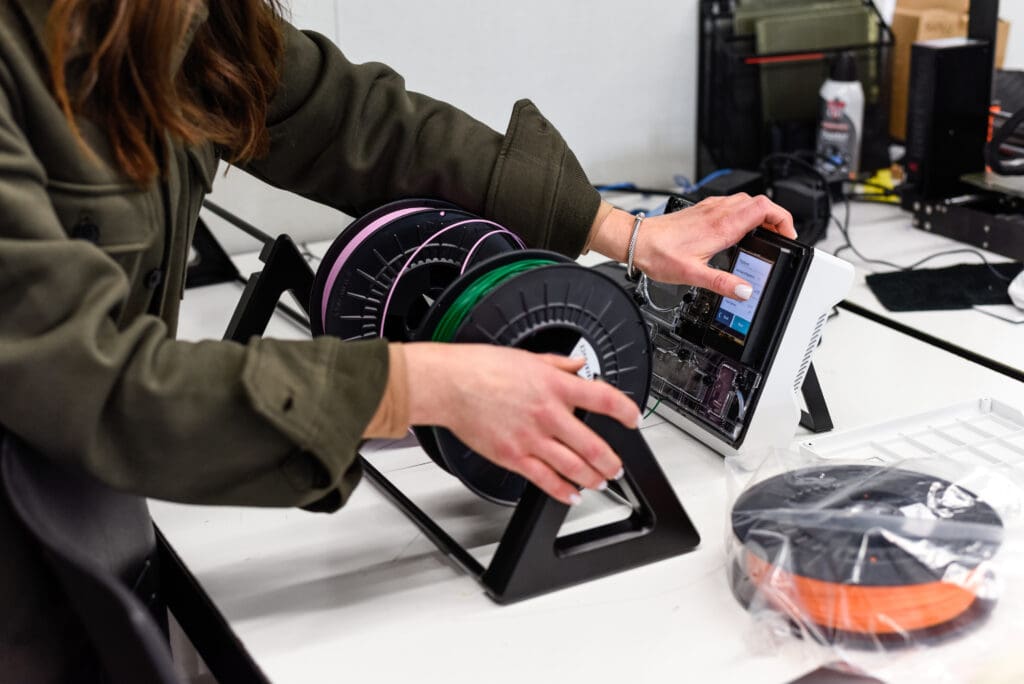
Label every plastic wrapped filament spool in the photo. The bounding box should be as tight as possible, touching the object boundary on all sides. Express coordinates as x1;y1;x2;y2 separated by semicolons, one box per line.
414;250;653;506
730;464;1004;645
312;199;523;341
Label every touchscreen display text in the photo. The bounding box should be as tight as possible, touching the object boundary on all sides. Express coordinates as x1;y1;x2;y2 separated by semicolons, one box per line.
713;251;773;343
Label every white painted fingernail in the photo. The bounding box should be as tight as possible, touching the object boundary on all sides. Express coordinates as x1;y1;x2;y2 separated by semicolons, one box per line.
568;493;583;506
613;467;625;481
596;481;608;492
734;284;753;300
637;410;645;427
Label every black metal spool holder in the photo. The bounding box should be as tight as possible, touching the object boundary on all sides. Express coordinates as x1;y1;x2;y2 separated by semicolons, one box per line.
221;228;700;604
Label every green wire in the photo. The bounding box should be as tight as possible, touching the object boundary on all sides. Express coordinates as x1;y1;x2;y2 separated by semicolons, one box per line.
432;259;556;342
644;398;662;420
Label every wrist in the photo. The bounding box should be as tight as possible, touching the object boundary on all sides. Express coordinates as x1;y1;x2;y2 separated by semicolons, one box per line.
363;343;412;439
402;342;457;428
589;205;637;264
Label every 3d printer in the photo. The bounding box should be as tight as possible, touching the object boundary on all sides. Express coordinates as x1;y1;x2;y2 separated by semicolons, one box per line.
597;197;854;456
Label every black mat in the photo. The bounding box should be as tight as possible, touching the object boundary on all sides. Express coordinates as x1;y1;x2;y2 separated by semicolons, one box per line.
865;262;1023;312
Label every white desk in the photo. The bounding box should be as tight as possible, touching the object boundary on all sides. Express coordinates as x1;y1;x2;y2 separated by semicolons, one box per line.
801;200;1022;375
153;268;1024;683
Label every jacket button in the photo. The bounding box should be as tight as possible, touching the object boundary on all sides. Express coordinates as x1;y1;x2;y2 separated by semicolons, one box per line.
71;219;100;243
144;269;163;290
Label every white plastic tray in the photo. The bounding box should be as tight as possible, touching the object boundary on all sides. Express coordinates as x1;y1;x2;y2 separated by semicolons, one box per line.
799;398;1024;468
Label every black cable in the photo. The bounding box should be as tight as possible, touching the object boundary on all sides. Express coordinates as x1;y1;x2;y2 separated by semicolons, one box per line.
831;194;1014;282
757;151;1014;282
760;152;834;241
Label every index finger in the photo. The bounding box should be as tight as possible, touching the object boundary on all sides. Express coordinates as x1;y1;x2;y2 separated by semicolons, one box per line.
731;195;797;239
558;376;640;430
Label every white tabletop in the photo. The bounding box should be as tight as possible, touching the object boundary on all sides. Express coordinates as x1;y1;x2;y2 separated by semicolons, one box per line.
154;262;1024;684
811;200;1023;374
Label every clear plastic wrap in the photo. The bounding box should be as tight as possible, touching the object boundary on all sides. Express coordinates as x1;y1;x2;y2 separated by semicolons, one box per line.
724;407;1024;683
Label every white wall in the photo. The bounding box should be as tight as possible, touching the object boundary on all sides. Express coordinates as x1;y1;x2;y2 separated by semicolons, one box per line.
205;1;1022;254
205;0;699;252
1000;3;1023;70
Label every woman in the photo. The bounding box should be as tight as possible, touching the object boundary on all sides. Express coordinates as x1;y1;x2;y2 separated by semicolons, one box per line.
0;0;794;678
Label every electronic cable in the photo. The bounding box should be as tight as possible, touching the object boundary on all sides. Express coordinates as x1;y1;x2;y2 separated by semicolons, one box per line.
831;192;1015;282
673;168;735;193
593;182;678;196
594;170;735;199
763;150;1020;282
760;152;835;241
644;398;662;420
637;273;678;313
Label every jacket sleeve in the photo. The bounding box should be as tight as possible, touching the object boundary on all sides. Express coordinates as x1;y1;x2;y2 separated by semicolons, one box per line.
241;25;601;257
0;69;384;511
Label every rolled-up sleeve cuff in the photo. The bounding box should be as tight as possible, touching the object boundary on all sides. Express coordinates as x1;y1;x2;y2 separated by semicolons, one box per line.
240;336;390;511
484;99;600;257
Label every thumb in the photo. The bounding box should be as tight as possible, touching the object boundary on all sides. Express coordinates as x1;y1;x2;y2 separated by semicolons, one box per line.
691;265;753;301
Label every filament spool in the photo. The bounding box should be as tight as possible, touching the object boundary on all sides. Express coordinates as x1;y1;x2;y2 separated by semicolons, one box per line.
415;250;652;505
311;199;522;341
312;200;652;506
730;464;1003;645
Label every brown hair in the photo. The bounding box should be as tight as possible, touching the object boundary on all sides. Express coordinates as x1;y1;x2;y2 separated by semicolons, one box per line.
47;0;285;185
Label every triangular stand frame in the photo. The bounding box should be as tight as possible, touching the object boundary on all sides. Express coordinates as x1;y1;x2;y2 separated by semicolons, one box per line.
224;234;700;604
799;364;834;434
185;218;240;290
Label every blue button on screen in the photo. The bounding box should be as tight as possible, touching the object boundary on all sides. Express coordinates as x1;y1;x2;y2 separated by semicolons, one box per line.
715;309;734;327
730;316;751;335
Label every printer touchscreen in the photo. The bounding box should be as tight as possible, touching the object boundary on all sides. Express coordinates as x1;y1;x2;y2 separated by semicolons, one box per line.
713;250;774;345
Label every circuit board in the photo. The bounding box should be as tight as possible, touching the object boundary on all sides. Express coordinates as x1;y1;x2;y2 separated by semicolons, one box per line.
644;285;763;444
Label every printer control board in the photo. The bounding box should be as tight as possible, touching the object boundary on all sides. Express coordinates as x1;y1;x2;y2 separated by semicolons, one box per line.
595;225;813;449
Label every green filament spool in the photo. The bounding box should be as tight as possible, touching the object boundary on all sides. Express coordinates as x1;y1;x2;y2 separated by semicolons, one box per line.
431;258;556;342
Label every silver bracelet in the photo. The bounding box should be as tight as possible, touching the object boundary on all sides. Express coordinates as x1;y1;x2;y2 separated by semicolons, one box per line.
626;212;645;281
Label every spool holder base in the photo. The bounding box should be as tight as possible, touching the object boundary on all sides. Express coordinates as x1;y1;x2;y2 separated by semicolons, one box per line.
224;233;701;604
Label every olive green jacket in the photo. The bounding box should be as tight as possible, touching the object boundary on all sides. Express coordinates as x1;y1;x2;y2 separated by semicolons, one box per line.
0;0;599;678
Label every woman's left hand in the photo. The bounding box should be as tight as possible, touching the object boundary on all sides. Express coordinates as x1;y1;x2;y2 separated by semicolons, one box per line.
589;193;796;301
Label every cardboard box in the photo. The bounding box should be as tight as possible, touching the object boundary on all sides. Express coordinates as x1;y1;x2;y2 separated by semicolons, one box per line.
896;0;968;12
889;2;1009;140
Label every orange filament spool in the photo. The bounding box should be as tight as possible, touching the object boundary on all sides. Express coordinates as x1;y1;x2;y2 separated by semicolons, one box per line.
731;465;1002;644
744;552;985;635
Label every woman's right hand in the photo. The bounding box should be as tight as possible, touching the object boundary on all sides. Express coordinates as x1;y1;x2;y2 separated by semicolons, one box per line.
402;342;640;505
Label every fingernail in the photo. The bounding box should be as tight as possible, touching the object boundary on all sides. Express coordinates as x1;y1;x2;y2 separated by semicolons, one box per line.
637;410;645;427
568;493;583;506
596;480;608;492
734;284;753;300
613;467;625;481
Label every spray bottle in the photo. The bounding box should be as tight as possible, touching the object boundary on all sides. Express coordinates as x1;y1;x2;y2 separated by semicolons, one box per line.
816;51;864;177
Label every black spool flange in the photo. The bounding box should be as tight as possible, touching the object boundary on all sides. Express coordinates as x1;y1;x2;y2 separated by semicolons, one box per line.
311;199;456;336
415;250;653;505
311;200;520;341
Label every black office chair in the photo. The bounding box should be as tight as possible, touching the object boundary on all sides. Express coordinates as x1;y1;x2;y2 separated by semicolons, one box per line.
0;430;180;684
